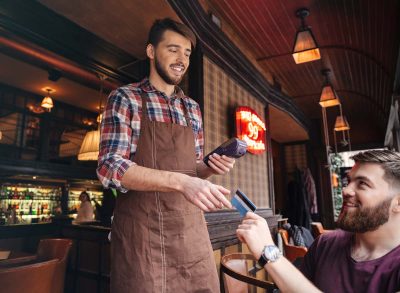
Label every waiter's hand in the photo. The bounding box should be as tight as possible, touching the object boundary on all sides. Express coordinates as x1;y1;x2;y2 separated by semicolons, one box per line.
179;175;232;212
207;154;235;175
236;212;274;260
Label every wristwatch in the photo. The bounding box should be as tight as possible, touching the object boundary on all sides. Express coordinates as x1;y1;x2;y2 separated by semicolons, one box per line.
257;244;282;268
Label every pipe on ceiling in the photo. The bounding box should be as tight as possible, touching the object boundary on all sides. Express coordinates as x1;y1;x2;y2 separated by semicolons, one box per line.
0;35;120;90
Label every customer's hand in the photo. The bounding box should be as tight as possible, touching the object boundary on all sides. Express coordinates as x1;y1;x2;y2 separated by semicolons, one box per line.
207;154;235;175
179;174;232;212
236;212;274;259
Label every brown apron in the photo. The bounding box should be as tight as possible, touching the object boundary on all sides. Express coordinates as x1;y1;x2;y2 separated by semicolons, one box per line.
110;92;220;293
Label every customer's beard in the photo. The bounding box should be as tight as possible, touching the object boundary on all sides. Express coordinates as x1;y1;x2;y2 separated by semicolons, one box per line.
336;197;392;233
155;56;183;86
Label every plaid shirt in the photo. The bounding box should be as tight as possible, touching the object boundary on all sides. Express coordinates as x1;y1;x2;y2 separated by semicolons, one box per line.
96;78;204;192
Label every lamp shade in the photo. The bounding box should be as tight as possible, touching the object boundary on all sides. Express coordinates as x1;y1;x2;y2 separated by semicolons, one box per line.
78;129;100;161
319;84;341;107
334;115;350;131
41;96;54;111
292;29;321;64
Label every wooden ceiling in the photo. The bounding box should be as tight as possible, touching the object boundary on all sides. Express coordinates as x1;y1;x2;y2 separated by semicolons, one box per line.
38;0;180;60
1;0;399;147
207;0;400;147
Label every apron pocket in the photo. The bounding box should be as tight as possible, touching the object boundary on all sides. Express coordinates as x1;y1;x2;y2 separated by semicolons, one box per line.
148;210;211;266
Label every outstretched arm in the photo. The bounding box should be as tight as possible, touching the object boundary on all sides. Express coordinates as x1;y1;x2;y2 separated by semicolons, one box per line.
121;164;232;212
236;212;321;293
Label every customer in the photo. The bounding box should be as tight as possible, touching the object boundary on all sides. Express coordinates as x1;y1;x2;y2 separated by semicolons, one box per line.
237;150;400;293
75;191;94;223
97;18;235;292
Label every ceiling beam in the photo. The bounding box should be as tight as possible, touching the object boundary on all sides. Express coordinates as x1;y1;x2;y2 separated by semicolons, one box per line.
0;0;137;83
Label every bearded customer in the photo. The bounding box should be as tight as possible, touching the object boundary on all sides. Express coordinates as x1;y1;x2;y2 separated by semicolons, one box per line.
236;150;400;293
97;18;235;293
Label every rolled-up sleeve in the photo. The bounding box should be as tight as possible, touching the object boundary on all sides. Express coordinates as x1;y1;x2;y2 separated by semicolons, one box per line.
96;89;136;192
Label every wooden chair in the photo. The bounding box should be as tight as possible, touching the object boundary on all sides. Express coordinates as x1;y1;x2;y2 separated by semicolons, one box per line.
311;222;333;238
0;259;58;293
0;238;72;293
221;253;278;293
278;229;308;263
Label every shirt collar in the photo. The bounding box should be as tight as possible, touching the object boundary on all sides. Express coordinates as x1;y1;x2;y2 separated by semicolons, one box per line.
140;77;185;99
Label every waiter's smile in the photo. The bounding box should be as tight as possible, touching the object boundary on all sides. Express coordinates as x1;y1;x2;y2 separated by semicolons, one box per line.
170;63;185;76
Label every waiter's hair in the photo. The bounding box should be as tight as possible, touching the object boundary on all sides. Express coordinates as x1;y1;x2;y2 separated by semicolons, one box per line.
351;150;400;189
147;18;196;49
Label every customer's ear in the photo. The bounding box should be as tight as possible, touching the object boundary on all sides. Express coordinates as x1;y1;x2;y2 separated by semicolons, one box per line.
392;194;400;213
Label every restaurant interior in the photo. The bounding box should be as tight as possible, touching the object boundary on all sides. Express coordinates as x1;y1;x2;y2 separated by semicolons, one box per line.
0;0;399;292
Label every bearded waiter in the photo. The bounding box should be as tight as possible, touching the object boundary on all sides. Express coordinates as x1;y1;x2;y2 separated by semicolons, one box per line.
97;18;235;292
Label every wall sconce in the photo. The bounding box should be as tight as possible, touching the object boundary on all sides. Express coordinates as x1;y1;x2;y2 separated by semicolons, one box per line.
28;104;45;114
319;69;340;108
41;88;54;112
292;8;321;64
82;118;95;126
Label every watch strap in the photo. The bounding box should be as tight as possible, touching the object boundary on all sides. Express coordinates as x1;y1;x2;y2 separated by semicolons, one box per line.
257;251;268;267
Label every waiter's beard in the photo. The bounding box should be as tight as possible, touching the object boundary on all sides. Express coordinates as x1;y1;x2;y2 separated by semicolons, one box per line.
155;56;184;86
336;197;391;233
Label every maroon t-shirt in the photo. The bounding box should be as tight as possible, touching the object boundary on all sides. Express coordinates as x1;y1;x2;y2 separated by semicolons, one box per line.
301;230;400;293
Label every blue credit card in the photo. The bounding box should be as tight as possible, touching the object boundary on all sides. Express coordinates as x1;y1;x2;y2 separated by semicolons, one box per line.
231;189;257;216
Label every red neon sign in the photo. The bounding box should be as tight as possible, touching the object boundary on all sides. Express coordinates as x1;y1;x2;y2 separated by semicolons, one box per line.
235;106;266;154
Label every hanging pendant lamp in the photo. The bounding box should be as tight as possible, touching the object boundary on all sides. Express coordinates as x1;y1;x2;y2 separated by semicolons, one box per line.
334;115;350;131
319;69;340;108
292;8;321;64
41;89;54;111
333;105;352;152
77;129;101;160
78;75;106;161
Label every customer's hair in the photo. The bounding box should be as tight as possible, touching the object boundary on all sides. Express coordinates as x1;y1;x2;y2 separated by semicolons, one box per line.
147;18;196;48
351;150;400;189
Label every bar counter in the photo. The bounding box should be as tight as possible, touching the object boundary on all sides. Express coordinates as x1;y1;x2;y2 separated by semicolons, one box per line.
0;209;280;292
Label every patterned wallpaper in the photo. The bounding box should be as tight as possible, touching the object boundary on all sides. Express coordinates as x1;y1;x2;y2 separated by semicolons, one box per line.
284;144;308;174
203;57;269;208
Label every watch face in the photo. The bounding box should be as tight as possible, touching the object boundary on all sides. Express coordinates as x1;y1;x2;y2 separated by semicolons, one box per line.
263;245;281;262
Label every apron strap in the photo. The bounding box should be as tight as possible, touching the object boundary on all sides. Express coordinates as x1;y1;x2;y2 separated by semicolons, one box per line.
140;92;150;122
181;99;192;127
